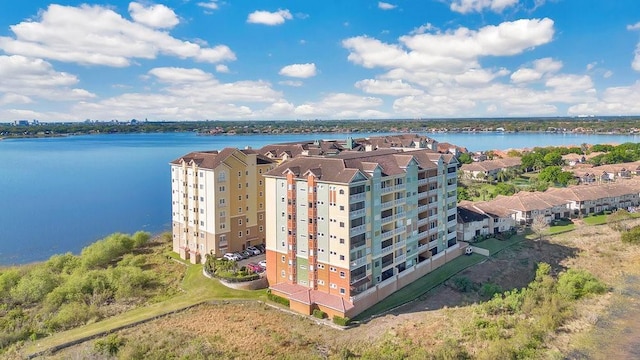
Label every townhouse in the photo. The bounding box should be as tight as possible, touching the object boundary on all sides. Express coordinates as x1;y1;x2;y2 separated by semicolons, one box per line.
264;148;460;318
457;201;517;242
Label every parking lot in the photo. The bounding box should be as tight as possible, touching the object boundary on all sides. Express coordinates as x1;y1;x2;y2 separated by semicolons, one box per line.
237;252;265;269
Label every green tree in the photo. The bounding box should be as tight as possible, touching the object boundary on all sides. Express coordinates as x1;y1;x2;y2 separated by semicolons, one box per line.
458;152;473;164
543;152;563;166
494;183;517;196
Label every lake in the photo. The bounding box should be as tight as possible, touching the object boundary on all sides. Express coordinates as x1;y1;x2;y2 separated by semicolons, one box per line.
1;130;639;265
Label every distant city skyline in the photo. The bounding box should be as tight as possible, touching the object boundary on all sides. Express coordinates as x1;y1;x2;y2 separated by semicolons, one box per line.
1;0;640;122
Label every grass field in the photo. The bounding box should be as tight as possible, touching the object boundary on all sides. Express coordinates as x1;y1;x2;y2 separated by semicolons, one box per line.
583;214;608;225
473;234;524;255
23;264;267;357
353;253;485;321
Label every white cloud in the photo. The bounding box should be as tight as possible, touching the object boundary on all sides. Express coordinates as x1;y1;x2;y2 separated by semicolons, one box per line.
569;81;640;115
0;55;95;104
410;23;437;35
128;2;179;29
450;0;518;14
378;2;397;10
279;63;317;78
73;70;285;121
344;18;554;74
216;64;229;73
247;9;292;25
0;4;235;67
603;70;613;78
511;57;562;83
278;80;303;87
148;67;213;83
627;22;640;31
197;1;219;11
294;93;385;118
355;79;423;96
633;44;640;71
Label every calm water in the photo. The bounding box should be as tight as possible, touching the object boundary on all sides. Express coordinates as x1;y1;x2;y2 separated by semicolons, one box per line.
1;131;639;265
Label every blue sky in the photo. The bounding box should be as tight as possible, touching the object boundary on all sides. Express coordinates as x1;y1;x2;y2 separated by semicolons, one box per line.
1;0;640;122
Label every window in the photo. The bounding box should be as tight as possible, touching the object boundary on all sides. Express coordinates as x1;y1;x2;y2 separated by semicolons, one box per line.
238;183;242;189
340;205;344;211
281;270;285;277
199;171;203;177
218;171;226;181
340;288;345;295
318;280;325;285
318;264;325;269
330;283;337;289
339;189;344;195
259;214;263;220
238;219;243;225
199;184;204;190
340;255;345;260
219;186;225;192
246;229;250;235
238;195;242;201
281;255;285;262
259;226;263;232
200;209;204;214
246;194;249;199
238;171;241;177
330;267;336;272
340;222;345;228
200;221;204;226
339;271;345;278
238;207;242;213
339;238;345;244
220;223;226;229
220;211;225;218
238;231;243;237
219;198;225;205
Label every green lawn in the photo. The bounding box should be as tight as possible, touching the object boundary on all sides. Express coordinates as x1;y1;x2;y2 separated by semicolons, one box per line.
473;234;524;255
548;223;576;234
23;264;267;357
583;214;608;226
353;254;485;321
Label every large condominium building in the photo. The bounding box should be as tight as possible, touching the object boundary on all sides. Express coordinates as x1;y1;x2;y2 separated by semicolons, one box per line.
170;148;275;263
264;148;461;318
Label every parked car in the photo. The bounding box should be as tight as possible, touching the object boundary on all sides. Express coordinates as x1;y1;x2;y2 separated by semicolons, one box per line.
246;262;263;273
246;246;261;255
234;251;247;260
223;253;241;261
258;260;266;269
241;250;252;258
255;244;266;253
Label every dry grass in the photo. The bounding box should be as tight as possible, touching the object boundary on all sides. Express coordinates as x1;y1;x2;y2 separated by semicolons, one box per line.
45;219;640;359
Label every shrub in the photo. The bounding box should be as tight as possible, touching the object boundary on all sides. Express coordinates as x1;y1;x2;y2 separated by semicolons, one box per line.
312;309;327;319
94;333;125;356
267;292;290;307
480;283;503;299
621;225;640;244
557;269;606;300
332;315;351;326
452;276;475;292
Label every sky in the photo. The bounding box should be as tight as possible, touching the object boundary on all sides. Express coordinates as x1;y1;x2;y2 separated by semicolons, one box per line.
1;0;640;122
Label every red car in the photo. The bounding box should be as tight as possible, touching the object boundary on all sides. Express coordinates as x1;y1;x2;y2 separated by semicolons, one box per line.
246;262;263;273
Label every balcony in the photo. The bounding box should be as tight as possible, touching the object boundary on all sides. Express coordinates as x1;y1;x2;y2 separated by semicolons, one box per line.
417;217;429;227
417;178;429;185
381;200;394;209
350;192;366;202
350;208;366;218
375;244;394;257
395;239;406;248
395;253;406;263
351;224;366;235
350;256;368;269
418;204;429;213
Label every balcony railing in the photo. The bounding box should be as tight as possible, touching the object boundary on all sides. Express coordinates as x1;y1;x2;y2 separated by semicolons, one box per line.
417;178;429;185
350;193;366;202
350;208;366;218
351;224;366;235
395;239;406;248
381;200;394;209
395;254;406;263
350;256;368;269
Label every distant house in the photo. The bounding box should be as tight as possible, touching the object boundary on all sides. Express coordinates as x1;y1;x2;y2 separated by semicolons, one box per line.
482;191;570;224
562;153;586;167
457;201;517;241
459;157;522;181
546;180;640;216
